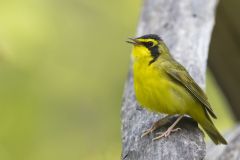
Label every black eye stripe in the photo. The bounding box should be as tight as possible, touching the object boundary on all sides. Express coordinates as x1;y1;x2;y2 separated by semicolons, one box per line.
148;42;153;47
144;41;154;48
148;45;160;65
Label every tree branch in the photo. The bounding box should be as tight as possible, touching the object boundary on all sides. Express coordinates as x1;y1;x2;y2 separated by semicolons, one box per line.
206;126;240;160
121;0;219;159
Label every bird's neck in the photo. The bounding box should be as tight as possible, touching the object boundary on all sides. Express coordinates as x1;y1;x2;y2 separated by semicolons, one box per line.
132;46;153;65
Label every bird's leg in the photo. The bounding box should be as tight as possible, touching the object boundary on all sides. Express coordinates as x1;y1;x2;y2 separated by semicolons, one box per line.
141;115;172;138
152;115;184;141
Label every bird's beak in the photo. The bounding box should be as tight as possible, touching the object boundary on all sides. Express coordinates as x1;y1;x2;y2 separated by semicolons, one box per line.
126;38;140;45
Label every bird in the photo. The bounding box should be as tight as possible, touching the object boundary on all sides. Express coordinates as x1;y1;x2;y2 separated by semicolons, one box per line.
126;34;227;145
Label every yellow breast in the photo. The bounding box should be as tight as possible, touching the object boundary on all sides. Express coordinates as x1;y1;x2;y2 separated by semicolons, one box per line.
133;59;193;115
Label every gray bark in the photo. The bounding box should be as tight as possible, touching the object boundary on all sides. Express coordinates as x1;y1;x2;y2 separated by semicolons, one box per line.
206;126;240;160
121;0;219;159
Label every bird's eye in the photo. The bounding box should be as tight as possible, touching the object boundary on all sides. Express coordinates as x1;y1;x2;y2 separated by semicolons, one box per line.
145;41;154;48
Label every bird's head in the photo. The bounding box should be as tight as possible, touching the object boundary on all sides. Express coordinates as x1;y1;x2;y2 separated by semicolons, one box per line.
127;34;168;65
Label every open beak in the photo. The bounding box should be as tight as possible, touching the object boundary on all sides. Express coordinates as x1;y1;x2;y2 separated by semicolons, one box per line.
126;37;140;45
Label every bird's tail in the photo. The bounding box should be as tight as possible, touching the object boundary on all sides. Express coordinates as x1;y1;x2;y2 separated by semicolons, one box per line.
199;111;227;145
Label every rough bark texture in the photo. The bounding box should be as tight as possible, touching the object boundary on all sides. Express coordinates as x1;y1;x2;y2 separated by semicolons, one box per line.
206;126;240;160
121;0;218;159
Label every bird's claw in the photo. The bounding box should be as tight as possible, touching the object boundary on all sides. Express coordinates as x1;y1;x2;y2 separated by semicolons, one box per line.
141;126;156;138
153;127;181;141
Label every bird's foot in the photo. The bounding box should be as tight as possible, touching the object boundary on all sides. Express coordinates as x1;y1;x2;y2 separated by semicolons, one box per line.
141;115;172;138
152;127;181;141
141;125;156;138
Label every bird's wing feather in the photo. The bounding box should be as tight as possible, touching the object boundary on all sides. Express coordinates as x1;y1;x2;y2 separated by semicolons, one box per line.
161;60;217;119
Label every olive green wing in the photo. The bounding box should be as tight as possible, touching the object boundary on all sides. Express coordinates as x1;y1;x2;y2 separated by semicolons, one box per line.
162;60;217;119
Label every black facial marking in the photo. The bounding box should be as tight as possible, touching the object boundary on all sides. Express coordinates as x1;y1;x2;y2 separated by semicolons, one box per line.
137;34;162;41
143;41;153;48
149;46;160;65
136;34;162;65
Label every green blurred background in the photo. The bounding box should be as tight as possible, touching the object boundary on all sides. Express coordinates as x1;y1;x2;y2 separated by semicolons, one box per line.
0;0;235;160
